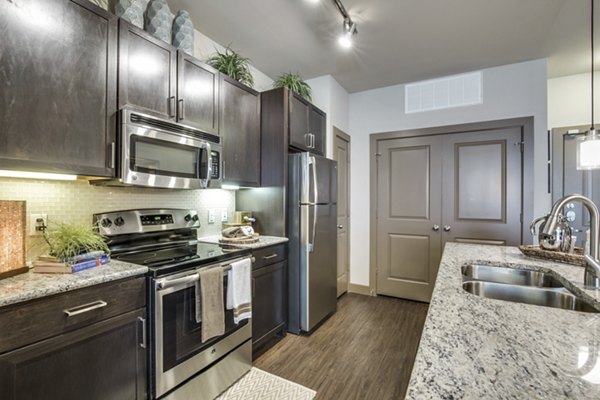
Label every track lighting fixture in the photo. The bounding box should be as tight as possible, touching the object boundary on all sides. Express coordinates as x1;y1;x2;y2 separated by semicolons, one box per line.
332;0;357;49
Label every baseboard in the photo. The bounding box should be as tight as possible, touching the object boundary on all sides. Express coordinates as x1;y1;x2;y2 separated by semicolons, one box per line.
348;283;372;296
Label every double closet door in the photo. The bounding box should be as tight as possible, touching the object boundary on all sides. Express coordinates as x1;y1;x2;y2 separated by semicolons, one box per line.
375;127;523;302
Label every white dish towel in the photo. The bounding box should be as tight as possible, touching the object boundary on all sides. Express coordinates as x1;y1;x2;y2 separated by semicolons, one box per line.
226;257;252;324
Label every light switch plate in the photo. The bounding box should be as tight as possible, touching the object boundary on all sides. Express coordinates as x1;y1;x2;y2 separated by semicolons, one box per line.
221;209;228;222
208;209;216;224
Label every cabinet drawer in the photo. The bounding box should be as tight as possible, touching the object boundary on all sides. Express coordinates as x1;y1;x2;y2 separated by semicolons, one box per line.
252;243;287;270
0;277;146;354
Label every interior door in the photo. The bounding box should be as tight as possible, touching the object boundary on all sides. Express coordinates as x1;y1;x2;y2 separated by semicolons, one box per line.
376;136;443;302
551;125;600;247
441;128;523;246
334;131;350;297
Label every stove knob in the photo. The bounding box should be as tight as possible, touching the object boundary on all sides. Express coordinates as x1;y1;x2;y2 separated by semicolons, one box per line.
101;218;112;228
191;214;199;222
184;214;192;222
114;217;125;226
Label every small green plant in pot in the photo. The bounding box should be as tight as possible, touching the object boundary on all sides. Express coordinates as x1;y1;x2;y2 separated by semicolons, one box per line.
43;222;109;260
273;72;312;102
207;46;254;88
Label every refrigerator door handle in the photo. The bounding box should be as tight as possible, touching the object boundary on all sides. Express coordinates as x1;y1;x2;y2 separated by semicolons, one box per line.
309;155;318;204
309;205;317;253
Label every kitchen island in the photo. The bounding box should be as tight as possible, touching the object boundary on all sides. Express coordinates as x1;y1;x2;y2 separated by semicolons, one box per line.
406;243;600;399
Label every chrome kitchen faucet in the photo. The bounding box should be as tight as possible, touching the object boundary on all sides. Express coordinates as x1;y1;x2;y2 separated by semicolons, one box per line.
542;194;600;289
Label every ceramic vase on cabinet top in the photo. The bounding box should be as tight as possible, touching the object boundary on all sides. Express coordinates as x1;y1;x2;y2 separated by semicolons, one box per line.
115;0;145;29
145;0;172;44
172;10;194;55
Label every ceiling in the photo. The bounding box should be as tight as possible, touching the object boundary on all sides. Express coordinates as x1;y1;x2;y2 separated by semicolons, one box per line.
167;0;595;93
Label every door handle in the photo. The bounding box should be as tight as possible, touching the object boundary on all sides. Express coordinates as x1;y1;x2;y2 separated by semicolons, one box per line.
432;225;440;231
443;225;452;232
338;224;343;229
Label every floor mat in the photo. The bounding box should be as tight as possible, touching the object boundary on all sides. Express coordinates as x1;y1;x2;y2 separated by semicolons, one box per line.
216;367;316;400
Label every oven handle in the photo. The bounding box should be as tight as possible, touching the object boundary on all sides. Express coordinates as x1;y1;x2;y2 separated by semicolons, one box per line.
156;262;241;291
157;273;199;290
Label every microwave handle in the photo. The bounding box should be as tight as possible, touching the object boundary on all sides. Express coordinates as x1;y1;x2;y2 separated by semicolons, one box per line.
205;143;212;183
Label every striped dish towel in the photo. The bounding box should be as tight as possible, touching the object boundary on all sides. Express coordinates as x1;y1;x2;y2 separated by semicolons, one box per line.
226;258;252;324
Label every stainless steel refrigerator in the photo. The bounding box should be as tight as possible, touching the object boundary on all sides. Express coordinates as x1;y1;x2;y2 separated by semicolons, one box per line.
287;152;338;334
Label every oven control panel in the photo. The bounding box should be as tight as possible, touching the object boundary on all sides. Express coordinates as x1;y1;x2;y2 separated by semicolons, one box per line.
141;214;174;226
94;209;200;236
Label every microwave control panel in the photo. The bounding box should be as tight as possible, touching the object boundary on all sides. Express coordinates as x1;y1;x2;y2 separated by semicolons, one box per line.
210;151;220;179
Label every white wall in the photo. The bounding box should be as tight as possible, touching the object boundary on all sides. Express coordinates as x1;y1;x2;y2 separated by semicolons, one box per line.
548;72;599;129
305;75;350;158
348;59;549;287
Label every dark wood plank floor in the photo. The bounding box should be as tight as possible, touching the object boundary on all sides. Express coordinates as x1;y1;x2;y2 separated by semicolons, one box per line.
254;293;429;400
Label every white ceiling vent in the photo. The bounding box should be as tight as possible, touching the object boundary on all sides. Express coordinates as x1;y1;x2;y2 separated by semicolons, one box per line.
405;71;482;114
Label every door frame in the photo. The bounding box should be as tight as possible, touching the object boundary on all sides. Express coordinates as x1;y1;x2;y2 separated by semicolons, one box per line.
369;117;535;295
334;127;352;295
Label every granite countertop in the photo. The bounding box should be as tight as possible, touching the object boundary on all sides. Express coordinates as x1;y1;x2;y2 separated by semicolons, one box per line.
0;260;148;308
406;242;600;399
199;235;289;249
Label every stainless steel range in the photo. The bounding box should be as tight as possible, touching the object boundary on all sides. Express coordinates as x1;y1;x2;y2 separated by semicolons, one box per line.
95;209;252;400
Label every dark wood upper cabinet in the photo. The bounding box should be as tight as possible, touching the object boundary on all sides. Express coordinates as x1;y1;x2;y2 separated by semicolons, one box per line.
219;75;261;187
0;0;117;177
118;19;177;120
309;106;326;156
289;94;311;150
263;88;326;158
177;52;219;134
119;21;221;135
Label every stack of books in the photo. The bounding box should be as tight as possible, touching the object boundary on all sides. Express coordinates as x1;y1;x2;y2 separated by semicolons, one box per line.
33;251;110;274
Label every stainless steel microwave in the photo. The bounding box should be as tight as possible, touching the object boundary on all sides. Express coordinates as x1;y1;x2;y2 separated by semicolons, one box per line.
95;109;222;189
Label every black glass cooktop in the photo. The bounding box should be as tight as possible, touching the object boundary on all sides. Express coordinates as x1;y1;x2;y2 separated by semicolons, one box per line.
114;242;250;277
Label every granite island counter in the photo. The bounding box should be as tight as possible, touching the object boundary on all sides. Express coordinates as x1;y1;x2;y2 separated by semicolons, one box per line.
406;242;600;399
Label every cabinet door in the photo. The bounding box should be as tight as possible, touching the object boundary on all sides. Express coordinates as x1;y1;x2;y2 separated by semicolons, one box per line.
220;75;261;187
309;106;326;156
288;93;311;151
177;52;219;134
252;261;286;349
0;309;147;400
0;0;117;177
118;19;176;120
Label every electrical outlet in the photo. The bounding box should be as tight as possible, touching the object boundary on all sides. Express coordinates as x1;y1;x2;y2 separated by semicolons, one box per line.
208;209;216;224
221;209;228;222
29;214;48;236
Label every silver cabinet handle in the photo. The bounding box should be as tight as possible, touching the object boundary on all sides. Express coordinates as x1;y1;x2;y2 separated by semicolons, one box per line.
263;254;278;260
443;225;452;232
305;133;311;148
138;317;147;348
432;225;440;231
338;224;343;229
169;96;176;118
109;142;116;169
178;99;185;120
64;300;108;317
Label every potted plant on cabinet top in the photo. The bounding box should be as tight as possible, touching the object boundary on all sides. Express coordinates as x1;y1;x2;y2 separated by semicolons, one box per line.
207;46;254;88
273;72;312;102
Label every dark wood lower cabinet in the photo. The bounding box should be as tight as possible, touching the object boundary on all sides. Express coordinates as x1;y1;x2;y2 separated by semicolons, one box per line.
252;259;287;358
0;308;147;400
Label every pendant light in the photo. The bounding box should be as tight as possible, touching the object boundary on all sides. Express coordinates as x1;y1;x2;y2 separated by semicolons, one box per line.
578;0;600;170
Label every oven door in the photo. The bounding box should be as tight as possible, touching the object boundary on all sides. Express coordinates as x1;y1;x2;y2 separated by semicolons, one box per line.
153;263;251;398
121;123;211;189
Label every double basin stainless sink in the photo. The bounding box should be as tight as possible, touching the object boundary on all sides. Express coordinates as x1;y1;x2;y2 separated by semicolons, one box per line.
461;264;599;313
